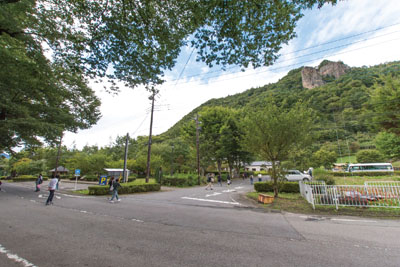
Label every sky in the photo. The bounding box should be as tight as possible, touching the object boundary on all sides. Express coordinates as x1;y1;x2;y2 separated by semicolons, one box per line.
63;0;400;149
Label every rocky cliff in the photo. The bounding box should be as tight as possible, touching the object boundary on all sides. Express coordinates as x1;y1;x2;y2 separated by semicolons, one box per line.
301;61;350;89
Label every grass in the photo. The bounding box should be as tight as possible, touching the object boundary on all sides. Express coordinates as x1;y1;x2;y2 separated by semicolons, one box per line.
74;189;89;195
330;175;400;185
247;192;400;219
336;155;356;164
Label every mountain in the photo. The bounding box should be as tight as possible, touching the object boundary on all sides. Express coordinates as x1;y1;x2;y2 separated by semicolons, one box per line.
161;60;400;151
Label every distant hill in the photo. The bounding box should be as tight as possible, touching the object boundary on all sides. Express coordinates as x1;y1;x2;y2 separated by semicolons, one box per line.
160;60;400;152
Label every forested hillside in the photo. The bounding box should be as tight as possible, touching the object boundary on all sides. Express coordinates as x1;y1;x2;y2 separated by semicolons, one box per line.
162;60;400;166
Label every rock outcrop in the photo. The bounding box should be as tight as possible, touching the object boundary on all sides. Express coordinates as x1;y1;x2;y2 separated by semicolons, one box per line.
301;61;350;89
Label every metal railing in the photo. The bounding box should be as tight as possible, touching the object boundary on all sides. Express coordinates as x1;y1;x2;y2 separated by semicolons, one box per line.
299;181;400;210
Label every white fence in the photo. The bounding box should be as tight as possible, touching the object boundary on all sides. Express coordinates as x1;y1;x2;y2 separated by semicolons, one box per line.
299;181;400;210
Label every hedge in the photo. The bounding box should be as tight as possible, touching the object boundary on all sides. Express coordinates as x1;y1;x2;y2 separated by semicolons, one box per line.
161;176;198;186
328;171;400;177
12;176;49;182
88;182;160;195
254;181;300;193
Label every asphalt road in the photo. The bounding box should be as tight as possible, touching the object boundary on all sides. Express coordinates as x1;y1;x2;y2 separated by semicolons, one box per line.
0;180;399;267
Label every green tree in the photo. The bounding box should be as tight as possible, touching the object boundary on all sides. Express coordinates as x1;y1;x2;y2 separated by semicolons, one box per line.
198;107;233;174
311;148;337;169
356;149;385;163
375;132;400;160
369;76;400;135
244;102;313;197
219;113;253;176
0;2;101;152
1;0;337;88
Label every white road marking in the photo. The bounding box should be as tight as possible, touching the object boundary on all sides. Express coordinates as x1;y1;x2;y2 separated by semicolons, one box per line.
182;197;241;205
132;219;144;223
222;189;236;193
30;200;36;203
331;218;377;223
55;196;61;199
60;193;91;199
205;192;222;197
0;244;37;267
80;210;88;213
234;186;243;189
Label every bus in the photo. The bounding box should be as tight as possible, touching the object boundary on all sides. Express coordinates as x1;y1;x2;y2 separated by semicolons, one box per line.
347;163;394;172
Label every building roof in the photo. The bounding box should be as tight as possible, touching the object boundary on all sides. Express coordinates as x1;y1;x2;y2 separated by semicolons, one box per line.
49;166;69;172
245;161;273;166
104;168;127;172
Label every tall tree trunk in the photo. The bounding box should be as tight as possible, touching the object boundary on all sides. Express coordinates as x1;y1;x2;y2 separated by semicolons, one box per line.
271;160;279;197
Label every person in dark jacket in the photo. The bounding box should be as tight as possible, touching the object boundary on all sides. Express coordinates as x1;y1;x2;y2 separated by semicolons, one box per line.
110;178;121;203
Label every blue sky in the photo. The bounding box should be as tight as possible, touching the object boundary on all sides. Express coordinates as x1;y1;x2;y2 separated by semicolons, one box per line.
64;0;400;149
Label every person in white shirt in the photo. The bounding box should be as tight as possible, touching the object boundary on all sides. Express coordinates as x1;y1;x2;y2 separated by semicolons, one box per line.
46;175;58;205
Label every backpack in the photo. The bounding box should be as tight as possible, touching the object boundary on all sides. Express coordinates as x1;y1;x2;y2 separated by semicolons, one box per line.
39;178;43;184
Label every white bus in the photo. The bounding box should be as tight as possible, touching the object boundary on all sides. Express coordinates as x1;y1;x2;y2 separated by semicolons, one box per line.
347;163;394;172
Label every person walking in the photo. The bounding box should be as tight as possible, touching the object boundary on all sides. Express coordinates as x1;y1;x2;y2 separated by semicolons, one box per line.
217;174;222;187
35;173;43;192
46;175;58;205
250;175;254;185
205;173;213;190
108;176;115;199
110;178;121;203
258;173;262;182
226;173;231;187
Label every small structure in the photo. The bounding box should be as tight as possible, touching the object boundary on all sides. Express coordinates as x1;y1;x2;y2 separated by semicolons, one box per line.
244;161;273;172
332;163;348;172
0;153;10;159
104;168;130;179
49;166;69;176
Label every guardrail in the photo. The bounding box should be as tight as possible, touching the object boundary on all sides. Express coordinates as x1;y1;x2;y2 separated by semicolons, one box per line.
299;181;400;210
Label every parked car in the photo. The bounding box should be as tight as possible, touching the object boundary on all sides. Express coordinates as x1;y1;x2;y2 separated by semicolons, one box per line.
285;170;312;182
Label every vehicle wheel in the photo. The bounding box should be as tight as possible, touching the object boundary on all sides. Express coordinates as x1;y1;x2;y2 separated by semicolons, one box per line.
303;178;309;182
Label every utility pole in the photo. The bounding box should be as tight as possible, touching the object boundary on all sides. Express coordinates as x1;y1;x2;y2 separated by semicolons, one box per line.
123;133;129;183
54;134;63;177
170;144;174;176
195;114;200;185
146;88;157;183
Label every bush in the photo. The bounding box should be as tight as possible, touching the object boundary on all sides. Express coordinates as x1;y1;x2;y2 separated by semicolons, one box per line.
254;181;300;193
162;175;197;186
316;176;336;185
88;181;160;195
12;176;48;182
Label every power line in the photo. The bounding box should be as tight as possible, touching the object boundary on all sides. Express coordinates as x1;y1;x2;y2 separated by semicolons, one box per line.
165;36;400;87
166;22;400;83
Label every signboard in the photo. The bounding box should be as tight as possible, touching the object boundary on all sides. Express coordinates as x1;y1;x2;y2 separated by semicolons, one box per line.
75;169;81;176
99;175;108;185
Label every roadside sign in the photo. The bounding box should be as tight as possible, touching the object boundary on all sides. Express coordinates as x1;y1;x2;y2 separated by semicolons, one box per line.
99;175;108;185
75;169;81;176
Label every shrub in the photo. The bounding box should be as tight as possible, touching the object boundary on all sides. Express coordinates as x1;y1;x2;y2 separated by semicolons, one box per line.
254;181;300;193
88;181;160;195
162;175;197;186
317;176;336;185
12;176;48;182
